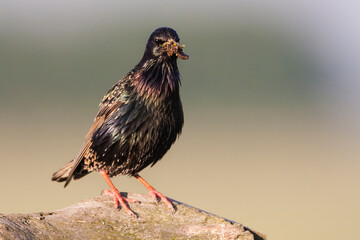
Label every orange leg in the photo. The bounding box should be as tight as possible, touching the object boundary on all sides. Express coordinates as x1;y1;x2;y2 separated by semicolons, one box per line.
134;173;174;212
100;170;138;217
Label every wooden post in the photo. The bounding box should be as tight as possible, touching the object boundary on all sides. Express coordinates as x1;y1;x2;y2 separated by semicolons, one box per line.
0;193;266;240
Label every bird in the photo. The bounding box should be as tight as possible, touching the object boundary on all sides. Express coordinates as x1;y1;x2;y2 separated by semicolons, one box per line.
52;27;189;217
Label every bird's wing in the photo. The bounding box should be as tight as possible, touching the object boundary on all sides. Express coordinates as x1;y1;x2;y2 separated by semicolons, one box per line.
64;85;124;187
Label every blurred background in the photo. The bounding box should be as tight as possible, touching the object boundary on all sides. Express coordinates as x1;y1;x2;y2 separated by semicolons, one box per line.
1;1;359;239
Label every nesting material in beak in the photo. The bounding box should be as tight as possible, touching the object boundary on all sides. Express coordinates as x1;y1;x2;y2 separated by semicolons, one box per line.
161;40;189;60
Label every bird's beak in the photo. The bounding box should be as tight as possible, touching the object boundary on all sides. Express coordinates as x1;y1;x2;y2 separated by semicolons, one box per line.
177;47;189;60
162;40;189;60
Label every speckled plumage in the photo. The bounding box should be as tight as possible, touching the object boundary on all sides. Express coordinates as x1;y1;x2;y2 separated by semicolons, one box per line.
52;27;188;187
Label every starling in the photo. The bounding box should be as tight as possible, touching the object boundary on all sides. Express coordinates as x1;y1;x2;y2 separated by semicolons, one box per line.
52;27;189;216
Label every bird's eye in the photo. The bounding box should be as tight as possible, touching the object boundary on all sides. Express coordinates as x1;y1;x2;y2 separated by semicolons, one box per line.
154;39;165;45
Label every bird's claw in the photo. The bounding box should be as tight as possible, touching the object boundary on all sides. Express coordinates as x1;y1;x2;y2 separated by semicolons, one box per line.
102;189;139;218
148;189;175;212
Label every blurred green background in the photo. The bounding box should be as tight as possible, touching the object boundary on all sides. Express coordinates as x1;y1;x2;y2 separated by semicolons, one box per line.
1;1;359;240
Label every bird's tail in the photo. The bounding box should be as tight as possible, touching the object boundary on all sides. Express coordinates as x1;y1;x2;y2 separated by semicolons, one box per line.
51;160;75;183
52;160;90;187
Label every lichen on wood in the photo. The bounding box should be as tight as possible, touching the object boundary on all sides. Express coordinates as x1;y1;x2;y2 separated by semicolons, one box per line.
0;193;266;240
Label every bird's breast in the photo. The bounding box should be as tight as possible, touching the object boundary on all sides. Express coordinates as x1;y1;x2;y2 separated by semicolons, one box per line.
93;93;183;176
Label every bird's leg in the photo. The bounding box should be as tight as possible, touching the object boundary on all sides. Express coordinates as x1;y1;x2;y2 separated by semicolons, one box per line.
100;170;138;217
134;173;174;212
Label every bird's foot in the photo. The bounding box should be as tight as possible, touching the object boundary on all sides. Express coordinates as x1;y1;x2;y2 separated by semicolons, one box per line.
147;188;175;212
134;173;175;212
102;189;139;218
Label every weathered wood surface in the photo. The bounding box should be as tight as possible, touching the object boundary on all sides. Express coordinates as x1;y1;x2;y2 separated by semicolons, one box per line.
0;193;266;240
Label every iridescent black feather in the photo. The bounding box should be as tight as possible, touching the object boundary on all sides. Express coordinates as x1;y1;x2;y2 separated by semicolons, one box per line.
52;27;187;186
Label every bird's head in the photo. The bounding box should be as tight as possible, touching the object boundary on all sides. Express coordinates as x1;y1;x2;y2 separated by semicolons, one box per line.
144;27;189;61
